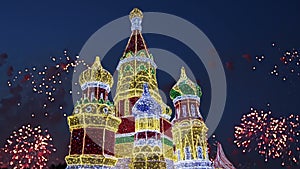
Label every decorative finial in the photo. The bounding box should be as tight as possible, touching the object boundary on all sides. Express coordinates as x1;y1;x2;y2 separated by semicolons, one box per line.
91;56;102;69
142;83;150;96
129;8;143;20
129;8;143;31
180;67;187;79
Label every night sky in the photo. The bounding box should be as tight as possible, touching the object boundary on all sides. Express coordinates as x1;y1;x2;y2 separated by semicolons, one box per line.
0;1;300;168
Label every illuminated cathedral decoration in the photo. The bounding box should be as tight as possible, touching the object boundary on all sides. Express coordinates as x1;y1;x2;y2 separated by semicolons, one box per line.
66;8;222;169
170;67;213;169
65;57;121;169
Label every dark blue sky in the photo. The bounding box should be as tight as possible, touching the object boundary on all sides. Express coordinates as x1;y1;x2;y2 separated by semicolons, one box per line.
0;1;299;168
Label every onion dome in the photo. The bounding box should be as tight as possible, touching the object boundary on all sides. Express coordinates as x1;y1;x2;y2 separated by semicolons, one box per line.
79;56;113;91
170;67;202;100
132;83;161;116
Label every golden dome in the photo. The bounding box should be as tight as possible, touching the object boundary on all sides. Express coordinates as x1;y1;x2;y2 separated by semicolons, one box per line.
129;8;143;20
79;56;113;88
169;67;202;100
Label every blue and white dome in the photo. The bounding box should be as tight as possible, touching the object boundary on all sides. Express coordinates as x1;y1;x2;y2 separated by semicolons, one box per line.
132;83;161;117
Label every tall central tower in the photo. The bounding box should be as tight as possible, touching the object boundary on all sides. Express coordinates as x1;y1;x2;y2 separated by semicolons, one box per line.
113;8;174;168
114;8;171;118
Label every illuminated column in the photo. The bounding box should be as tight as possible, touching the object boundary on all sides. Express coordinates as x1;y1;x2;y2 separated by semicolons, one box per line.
170;67;213;169
131;83;166;169
65;57;121;169
113;8;173;168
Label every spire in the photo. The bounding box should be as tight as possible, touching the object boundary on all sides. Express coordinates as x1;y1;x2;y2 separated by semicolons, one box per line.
129;8;143;31
142;83;150;96
91;56;102;69
114;8;172;120
180;67;187;79
119;8;152;60
214;142;236;169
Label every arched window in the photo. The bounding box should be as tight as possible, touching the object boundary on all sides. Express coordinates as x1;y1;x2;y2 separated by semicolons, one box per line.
191;104;195;117
197;146;203;159
177;150;181;161
176;108;180;119
182;105;187;117
184;146;191;160
91;92;95;100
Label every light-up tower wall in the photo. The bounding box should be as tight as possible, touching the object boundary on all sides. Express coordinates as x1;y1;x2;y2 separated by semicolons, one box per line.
65;57;121;169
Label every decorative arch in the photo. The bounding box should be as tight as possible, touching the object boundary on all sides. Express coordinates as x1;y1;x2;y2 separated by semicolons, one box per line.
141;145;152;152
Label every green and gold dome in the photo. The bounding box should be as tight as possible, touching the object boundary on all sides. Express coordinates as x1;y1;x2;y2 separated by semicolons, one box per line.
79;56;113;90
170;67;202;100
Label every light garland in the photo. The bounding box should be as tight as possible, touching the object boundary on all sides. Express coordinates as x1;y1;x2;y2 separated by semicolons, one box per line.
116;55;157;70
172;95;200;105
175;159;213;169
81;81;111;93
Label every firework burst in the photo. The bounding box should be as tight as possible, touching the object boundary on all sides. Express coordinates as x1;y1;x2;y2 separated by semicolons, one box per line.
6;50;89;118
279;114;300;166
4;124;56;169
252;43;300;81
234;107;299;166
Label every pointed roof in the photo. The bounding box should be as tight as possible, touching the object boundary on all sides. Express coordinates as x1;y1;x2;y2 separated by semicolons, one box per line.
132;83;161;117
121;8;153;60
213;142;236;169
170;67;202;100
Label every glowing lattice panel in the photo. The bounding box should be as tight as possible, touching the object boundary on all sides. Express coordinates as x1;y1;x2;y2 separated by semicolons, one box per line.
172;119;209;161
66;101;121;168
